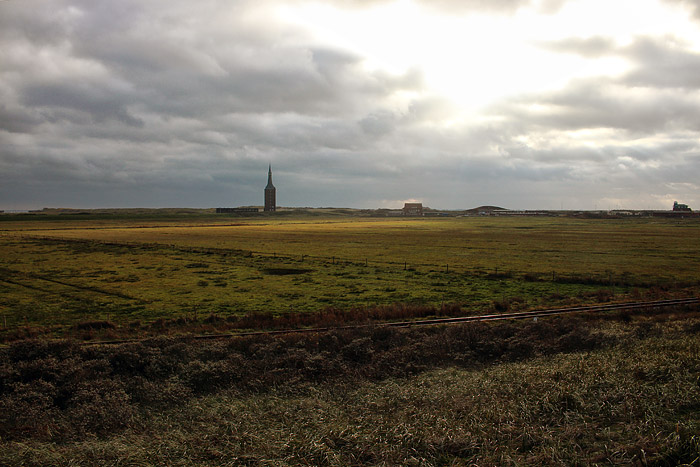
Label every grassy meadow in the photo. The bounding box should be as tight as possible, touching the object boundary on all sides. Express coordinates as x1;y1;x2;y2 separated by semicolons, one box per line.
1;212;700;338
1;210;699;465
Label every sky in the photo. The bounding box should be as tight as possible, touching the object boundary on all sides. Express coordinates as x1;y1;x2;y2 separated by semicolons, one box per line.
1;0;700;210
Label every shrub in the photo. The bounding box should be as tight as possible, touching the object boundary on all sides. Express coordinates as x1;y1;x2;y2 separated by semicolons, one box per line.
64;378;133;437
341;337;374;363
0;380;59;440
182;360;238;394
75;320;116;331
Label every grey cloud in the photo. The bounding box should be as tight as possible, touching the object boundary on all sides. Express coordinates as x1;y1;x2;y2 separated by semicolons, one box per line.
2;0;699;211
419;0;532;13
537;36;618;57
3;0;421;123
536;0;566;14
540;35;700;89
662;0;700;20
296;0;541;14
408;0;567;15
0;104;41;134
493;78;700;134
1;0;423;143
22;83;144;127
622;36;700;89
0;1;76;45
502;143;606;164
359;111;398;137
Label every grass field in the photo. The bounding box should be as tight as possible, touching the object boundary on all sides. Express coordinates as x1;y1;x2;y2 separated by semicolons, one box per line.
1;212;699;339
1;210;699;465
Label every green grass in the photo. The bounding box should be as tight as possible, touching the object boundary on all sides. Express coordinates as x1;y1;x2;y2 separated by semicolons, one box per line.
3;211;699;465
1;214;699;337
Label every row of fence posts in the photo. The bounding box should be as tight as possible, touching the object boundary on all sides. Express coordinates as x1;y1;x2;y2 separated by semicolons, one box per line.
29;235;619;289
289;250;504;277
26;236;616;286
270;250;623;290
16;237;622;289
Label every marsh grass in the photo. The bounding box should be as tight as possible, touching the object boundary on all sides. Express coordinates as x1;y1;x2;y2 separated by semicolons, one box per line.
4;213;699;464
2;215;699;338
1;311;698;465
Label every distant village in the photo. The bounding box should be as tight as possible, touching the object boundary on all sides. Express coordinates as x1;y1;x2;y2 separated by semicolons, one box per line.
3;166;695;217
213;166;697;219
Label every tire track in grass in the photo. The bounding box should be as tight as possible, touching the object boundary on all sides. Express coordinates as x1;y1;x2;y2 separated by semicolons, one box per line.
0;266;147;303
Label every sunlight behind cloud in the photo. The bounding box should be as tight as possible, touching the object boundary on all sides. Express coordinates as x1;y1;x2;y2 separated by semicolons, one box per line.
276;0;662;121
3;0;700;210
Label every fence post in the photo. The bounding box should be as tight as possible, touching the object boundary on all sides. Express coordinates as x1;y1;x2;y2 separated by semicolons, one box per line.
446;264;449;273
610;272;614;295
404;261;407;271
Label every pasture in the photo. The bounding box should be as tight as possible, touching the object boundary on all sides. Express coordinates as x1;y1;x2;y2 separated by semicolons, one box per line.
1;211;699;338
2;210;699;465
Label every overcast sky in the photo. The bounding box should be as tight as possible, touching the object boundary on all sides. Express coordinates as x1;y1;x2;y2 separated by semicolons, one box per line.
2;0;699;210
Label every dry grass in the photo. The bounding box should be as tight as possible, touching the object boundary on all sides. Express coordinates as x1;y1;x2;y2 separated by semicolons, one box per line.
3;212;699;465
1;310;699;465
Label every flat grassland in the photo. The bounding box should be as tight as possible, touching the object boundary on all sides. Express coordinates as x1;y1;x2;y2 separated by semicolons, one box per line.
1;212;699;337
1;211;699;465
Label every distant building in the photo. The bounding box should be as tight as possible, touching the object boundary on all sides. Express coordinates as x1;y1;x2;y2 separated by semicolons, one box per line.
216;207;259;213
264;164;276;212
673;201;691;212
403;202;423;216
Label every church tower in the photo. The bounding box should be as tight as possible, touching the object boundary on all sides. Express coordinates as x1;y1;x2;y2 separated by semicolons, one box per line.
264;164;276;212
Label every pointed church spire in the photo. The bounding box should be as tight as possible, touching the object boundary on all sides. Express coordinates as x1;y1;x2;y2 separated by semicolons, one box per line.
264;164;276;211
266;164;274;189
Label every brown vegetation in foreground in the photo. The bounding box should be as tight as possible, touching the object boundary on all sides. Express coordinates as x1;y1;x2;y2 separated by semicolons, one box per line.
0;313;605;441
1;306;699;466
